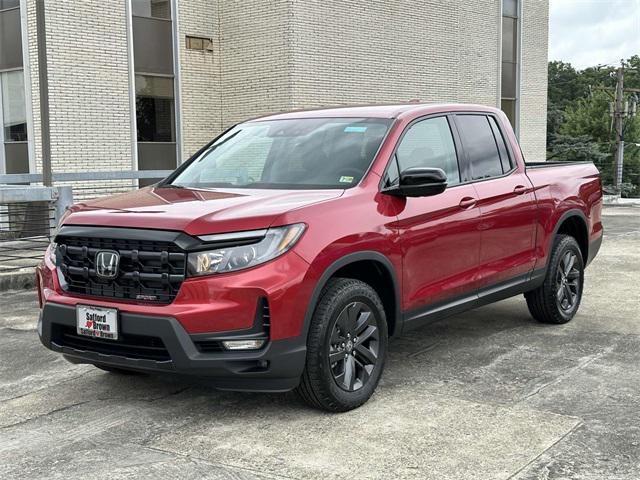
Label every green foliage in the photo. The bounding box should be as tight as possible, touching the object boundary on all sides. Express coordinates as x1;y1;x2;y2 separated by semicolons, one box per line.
547;57;640;197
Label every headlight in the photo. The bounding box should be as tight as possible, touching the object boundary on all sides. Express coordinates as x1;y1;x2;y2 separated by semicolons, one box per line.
46;242;58;266
187;223;306;276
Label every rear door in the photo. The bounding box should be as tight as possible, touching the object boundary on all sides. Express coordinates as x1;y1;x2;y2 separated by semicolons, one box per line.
454;114;537;288
387;115;482;315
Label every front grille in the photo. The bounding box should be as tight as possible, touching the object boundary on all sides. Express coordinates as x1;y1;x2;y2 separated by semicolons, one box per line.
52;324;171;361
57;234;186;304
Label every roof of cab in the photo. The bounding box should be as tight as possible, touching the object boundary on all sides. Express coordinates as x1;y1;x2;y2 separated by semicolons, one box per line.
250;103;501;122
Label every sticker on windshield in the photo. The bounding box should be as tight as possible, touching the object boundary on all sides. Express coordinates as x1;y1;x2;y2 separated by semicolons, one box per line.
339;176;354;183
344;126;367;133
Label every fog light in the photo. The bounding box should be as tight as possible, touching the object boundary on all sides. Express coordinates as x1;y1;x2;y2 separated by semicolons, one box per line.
222;339;266;350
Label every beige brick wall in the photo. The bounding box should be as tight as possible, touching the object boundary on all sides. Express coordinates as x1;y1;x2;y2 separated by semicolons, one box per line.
177;0;220;161
25;0;133;176
20;0;548;179
289;0;501;108
519;0;549;162
217;0;295;126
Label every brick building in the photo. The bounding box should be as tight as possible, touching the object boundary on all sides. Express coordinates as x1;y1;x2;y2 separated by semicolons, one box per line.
1;0;548;181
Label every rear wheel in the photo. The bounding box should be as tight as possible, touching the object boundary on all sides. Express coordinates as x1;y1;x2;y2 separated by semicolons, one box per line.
296;278;388;412
525;235;584;324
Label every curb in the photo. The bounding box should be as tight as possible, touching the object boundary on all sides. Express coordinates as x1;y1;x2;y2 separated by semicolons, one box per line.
0;268;36;292
603;195;640;207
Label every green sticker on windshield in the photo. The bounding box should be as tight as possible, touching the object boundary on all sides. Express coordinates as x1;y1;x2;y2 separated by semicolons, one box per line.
339;176;354;183
344;126;367;133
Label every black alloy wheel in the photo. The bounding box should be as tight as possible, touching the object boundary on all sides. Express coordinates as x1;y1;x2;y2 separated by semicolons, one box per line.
525;234;585;324
328;301;380;392
296;278;388;412
555;250;581;313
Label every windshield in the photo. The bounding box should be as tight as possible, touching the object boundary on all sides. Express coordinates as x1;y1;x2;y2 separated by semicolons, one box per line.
169;117;392;189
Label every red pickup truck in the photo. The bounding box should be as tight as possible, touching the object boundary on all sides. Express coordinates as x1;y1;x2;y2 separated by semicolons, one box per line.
37;104;603;411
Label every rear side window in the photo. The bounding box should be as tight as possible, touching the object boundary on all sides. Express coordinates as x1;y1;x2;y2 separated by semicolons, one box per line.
456;115;503;180
395;116;461;185
488;117;513;172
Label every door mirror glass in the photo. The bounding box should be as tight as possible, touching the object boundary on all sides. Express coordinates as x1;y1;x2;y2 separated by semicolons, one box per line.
390;167;448;197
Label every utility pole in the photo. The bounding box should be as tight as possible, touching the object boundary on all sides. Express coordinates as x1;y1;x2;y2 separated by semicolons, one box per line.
35;0;52;187
612;65;625;192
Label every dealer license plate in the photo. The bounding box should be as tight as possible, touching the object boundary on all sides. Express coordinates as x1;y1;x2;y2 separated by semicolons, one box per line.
76;305;118;340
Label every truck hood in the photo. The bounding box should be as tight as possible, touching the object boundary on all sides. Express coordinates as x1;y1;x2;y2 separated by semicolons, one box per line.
62;186;343;235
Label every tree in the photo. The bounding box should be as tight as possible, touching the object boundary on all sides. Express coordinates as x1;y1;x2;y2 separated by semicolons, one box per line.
547;57;640;197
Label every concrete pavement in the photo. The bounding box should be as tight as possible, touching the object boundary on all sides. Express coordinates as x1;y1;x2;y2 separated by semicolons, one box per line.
0;206;638;479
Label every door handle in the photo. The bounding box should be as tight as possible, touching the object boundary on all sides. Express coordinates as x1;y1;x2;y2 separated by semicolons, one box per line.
513;185;528;195
459;197;477;209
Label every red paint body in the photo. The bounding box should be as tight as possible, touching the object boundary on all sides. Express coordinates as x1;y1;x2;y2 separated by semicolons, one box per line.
37;104;603;342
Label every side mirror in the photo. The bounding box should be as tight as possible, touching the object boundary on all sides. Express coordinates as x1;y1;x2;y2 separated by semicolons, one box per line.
390;167;448;197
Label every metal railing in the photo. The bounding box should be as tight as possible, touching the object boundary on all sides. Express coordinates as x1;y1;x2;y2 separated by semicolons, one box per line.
0;170;173;272
0;186;71;272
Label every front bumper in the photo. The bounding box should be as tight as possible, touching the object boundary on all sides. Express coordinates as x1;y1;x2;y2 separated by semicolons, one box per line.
39;302;307;392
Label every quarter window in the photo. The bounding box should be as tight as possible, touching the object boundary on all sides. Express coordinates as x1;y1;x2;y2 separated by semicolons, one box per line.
395;117;461;185
456;115;503;180
488;116;513;172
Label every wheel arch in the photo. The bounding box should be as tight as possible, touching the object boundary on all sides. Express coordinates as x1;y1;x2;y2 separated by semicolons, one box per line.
302;251;401;339
552;209;589;264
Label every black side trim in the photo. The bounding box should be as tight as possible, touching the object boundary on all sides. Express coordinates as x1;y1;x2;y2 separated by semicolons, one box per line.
402;269;546;332
547;209;589;266
302;251;401;337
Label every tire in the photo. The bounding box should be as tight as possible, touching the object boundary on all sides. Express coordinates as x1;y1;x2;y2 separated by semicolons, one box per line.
296;278;388;412
525;234;585;324
94;364;144;375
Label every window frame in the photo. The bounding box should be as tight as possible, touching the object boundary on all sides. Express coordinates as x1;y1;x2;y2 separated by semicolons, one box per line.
379;113;465;191
451;113;517;185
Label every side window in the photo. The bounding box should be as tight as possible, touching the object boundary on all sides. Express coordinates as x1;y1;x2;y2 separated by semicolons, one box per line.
488;116;513;172
395;116;461;185
456;115;503;180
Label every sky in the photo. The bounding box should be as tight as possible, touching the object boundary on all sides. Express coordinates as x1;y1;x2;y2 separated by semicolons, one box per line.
549;0;640;69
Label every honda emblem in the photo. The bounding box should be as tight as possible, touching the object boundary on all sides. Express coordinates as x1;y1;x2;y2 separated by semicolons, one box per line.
95;250;120;279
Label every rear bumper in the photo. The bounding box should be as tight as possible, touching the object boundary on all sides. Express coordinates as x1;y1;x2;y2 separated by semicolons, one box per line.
586;230;603;267
39;302;306;392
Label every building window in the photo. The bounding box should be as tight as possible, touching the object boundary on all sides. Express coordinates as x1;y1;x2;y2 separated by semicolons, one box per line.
1;70;27;142
132;0;171;20
501;0;519;132
135;75;175;142
0;1;29;175
0;0;19;12
0;4;23;71
131;0;177;182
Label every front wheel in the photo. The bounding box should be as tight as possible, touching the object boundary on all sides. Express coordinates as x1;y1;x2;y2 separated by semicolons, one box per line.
296;278;388;412
525;234;585;324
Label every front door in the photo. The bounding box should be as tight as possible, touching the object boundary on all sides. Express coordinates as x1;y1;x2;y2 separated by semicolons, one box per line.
386;115;482;316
